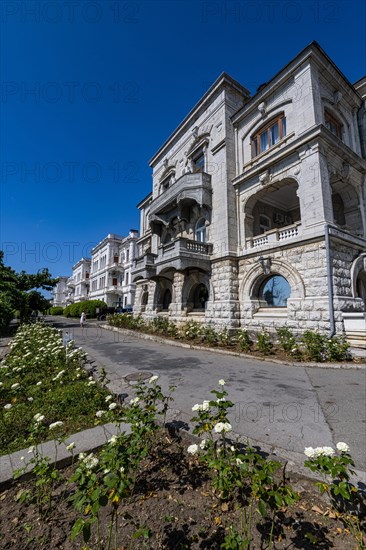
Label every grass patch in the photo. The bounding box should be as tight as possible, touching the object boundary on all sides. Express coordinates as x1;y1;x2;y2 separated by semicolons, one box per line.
0;322;110;455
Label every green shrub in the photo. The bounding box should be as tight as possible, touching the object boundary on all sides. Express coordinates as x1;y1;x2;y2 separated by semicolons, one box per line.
201;325;218;346
256;329;273;354
301;331;326;362
49;306;64;316
236;329;252;352
181;320;204;341
216;326;232;347
63;300;107;319
324;335;351;362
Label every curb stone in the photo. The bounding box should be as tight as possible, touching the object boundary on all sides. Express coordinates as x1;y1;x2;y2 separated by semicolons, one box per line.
0;422;131;490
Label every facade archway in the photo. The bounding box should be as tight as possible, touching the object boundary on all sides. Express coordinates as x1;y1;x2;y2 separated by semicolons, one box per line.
241;259;305;301
350;253;366;308
243;179;300;241
162;288;172;310
182;271;212;312
192;283;209;309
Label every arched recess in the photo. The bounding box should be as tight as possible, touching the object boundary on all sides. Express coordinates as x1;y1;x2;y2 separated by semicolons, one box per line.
350;253;366;306
182;271;213;311
243;178;300;240
240;259;305;307
153;274;174;312
330;180;363;235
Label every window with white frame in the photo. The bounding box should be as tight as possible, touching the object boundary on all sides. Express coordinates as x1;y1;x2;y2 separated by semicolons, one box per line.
195;218;206;242
251;114;286;158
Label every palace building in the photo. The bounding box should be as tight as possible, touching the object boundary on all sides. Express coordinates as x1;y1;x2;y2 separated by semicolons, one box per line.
132;42;366;347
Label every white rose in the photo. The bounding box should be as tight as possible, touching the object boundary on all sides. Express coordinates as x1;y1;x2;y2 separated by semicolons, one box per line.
218;379;225;386
336;442;350;453
187;444;199;455
95;410;105;418
214;422;232;434
304;447;316;458
149;375;159;383
108;403;117;410
49;421;63;430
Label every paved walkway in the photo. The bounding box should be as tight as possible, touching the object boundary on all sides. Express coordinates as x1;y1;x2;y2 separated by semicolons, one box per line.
48;317;366;475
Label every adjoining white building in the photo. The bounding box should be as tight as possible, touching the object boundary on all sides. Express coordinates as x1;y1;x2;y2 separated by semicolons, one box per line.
52;276;69;307
69;258;91;303
65;258;91;304
132;42;366;347
88;231;139;308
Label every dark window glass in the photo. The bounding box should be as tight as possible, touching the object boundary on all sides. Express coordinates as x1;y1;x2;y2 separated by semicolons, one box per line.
162;289;172;310
193;154;205;173
193;283;209;309
259;275;291;307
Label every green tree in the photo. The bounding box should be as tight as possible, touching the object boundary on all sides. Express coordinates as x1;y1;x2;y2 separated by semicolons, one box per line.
0;251;57;332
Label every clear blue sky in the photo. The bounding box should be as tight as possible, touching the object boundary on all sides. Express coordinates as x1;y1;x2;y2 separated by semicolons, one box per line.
1;0;365;280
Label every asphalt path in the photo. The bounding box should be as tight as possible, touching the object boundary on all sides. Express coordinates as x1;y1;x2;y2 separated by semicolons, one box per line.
50;317;366;473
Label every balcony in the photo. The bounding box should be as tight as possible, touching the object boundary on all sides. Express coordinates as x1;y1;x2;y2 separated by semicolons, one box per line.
66;277;75;288
149;172;212;222
246;222;302;250
132;253;157;280
155;237;213;275
106;284;123;294
107;259;124;272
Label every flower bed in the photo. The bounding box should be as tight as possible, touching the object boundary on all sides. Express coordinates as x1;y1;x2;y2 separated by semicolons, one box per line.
1;377;364;549
107;314;355;363
0;322;110;455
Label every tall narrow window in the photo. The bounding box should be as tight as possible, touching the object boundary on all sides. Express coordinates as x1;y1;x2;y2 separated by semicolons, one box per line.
195;218;206;242
325;110;343;140
259;215;271;234
251;114;286;158
193;153;205;173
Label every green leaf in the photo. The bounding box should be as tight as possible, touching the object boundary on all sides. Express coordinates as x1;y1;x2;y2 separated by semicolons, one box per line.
71;518;84;541
82;522;91;543
258;499;266;517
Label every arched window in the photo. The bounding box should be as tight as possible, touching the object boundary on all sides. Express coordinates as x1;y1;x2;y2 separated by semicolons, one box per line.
251;114;286;158
259;275;291;307
195;218;206;242
162;289;172;310
356;273;366;305
193;283;209;309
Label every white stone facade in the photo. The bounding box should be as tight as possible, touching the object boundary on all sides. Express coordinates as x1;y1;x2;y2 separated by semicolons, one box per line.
52;276;68;307
66;258;91;304
88;232;138;308
132;42;366;346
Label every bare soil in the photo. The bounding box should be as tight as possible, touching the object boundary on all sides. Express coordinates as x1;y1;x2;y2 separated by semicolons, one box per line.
1;430;364;549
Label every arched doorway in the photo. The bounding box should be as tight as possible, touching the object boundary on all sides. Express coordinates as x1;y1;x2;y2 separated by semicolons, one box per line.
162;288;172;310
192;283;209;310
